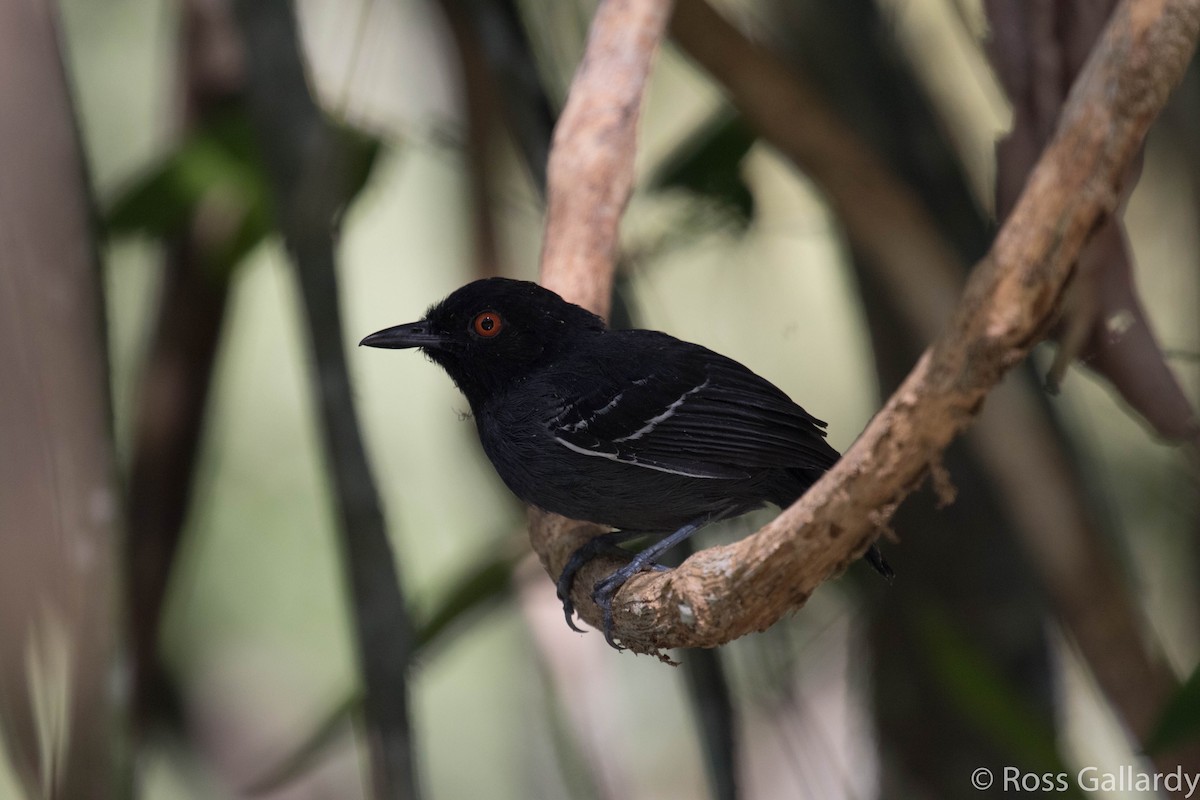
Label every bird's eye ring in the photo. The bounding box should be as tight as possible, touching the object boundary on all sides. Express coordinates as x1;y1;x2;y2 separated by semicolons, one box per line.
472;311;503;338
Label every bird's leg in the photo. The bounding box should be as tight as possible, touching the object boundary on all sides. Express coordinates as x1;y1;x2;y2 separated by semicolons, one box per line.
592;513;724;649
557;530;650;632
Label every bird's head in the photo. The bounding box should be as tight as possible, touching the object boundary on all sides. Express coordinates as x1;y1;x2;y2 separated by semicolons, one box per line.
360;278;606;408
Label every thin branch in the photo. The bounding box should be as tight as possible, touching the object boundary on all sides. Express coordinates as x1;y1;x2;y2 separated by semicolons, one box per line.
450;0;558;193
126;0;243;736
231;1;419;797
439;0;503;277
530;0;1200;666
674;1;968;345
515;557;641;800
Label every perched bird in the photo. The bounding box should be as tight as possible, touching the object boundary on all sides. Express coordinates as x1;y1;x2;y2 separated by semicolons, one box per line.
361;278;890;647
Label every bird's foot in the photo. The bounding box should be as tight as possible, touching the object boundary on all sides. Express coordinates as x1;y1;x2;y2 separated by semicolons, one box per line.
556;531;648;633
590;555;670;650
562;515;723;647
591;569;631;650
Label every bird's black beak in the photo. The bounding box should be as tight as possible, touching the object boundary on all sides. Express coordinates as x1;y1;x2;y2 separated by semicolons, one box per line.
359;321;444;350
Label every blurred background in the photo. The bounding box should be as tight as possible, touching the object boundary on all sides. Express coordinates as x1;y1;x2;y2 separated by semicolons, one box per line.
2;0;1199;797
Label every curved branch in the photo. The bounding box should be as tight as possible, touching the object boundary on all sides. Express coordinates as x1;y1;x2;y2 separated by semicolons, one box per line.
673;0;1199;779
530;0;675;624
536;0;673;318
531;0;1200;654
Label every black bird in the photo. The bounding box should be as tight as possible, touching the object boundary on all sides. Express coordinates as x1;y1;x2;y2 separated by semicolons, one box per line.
361;278;890;647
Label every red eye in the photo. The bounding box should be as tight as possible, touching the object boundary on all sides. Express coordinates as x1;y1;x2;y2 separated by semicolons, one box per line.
472;311;503;338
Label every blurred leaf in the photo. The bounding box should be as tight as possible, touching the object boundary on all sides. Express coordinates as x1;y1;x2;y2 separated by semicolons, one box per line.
244;544;521;794
1145;661;1200;754
336;125;383;215
915;603;1079;792
105;108;381;276
649;111;757;224
105;110;268;275
243;689;362;797
414;542;522;652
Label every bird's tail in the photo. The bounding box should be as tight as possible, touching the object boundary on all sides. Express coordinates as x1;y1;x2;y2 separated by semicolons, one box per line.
778;467;894;582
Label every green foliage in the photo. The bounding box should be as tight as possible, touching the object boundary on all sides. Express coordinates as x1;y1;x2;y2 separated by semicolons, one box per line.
915;603;1079;794
244;545;521;794
105;109;270;275
1145;661;1200;754
104;107;380;276
649;111;757;225
243;689;363;797
414;545;521;652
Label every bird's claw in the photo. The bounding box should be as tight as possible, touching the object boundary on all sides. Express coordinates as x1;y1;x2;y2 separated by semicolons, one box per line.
557;553;595;633
592;572;629;650
559;562;648;649
557;531;642;638
557;587;587;633
556;532;670;648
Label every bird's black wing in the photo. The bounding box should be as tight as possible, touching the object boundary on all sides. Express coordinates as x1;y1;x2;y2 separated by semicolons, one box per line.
542;332;839;479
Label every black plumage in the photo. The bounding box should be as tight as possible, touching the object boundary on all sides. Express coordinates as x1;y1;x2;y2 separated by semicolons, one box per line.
361;277;890;647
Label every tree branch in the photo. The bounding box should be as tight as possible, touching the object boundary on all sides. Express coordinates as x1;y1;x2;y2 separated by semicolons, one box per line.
232;1;419;797
535;0;673;319
680;0;1192;776
987;0;1200;445
670;0;965;345
530;0;1200;657
0;0;126;795
126;0;243;736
